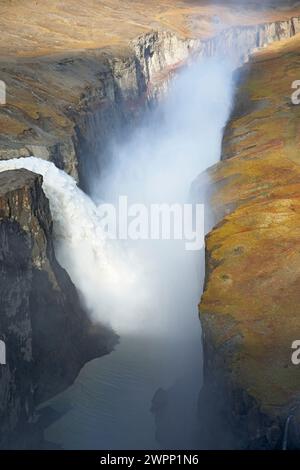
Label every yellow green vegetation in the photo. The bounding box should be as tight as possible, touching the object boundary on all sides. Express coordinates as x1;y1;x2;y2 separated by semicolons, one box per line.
200;34;300;415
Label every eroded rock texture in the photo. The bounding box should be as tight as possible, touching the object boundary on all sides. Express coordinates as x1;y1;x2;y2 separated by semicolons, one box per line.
0;169;117;449
199;34;300;449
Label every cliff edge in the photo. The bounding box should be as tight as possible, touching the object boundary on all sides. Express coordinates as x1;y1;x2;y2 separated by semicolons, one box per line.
199;34;300;449
0;169;117;449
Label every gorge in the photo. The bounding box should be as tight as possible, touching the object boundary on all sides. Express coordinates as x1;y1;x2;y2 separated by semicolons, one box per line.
1;0;300;450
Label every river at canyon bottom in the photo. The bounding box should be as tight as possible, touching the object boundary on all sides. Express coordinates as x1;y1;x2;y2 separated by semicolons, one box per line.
41;332;203;450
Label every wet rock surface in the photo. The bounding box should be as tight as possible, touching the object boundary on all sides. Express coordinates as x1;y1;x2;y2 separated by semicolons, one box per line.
0;169;117;449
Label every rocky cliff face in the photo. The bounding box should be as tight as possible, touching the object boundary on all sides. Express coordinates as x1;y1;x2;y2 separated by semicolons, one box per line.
204;15;300;63
0;169;117;449
199;34;300;449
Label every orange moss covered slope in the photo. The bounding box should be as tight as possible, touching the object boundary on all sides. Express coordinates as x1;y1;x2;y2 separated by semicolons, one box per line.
200;33;300;447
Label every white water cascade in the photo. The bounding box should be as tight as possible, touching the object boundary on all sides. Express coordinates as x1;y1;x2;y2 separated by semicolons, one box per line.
0;57;234;449
0;58;233;337
0;156;150;332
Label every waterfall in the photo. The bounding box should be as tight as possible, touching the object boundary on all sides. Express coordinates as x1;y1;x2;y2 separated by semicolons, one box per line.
0;54;235;450
0;58;233;338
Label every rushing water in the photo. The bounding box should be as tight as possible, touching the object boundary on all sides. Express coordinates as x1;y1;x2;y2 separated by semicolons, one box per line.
0;57;233;449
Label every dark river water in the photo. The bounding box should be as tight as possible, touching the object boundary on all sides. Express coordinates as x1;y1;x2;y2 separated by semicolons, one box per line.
41;333;202;450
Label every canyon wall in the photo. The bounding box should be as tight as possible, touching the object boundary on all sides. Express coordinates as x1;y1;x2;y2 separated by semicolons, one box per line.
199;34;300;449
0;170;117;448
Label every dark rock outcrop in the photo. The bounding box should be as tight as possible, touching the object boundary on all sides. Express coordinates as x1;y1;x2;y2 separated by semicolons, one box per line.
0;169;117;449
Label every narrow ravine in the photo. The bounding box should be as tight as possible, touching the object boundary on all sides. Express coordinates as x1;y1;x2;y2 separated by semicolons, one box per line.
0;57;233;449
49;57;234;449
0;14;299;450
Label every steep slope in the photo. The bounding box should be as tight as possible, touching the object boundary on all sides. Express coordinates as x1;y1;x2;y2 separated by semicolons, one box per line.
0;169;117;448
199;34;300;449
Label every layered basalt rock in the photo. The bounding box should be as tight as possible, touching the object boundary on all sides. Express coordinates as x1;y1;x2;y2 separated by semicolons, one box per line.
0;169;117;449
199;34;300;449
